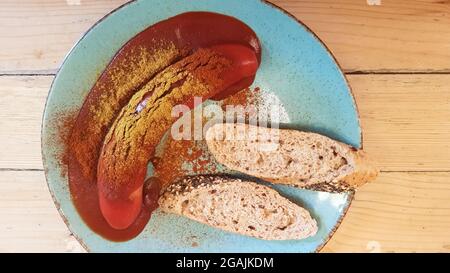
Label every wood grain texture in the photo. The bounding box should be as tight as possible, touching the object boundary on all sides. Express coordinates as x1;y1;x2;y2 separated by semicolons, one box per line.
1;0;450;74
353;74;450;171
273;0;450;73
0;171;84;253
324;172;450;253
1;75;448;171
0;0;125;74
0;76;49;170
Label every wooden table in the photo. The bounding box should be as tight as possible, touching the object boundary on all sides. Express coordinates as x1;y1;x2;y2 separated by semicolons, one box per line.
0;0;449;253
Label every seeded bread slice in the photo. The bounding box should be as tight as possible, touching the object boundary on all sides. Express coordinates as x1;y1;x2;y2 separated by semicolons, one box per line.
205;123;378;192
158;175;318;240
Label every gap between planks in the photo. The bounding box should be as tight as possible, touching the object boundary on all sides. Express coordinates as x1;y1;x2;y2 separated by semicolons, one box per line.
1;169;449;174
2;71;450;77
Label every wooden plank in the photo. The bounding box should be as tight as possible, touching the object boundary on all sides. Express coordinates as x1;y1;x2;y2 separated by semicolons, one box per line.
323;172;450;253
274;0;450;73
0;171;83;252
0;0;126;74
1;75;449;171
1;0;450;74
1;170;449;252
0;76;50;169
352;74;450;171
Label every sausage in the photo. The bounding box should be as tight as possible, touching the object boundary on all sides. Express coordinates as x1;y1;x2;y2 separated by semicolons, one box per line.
69;12;261;182
97;44;259;229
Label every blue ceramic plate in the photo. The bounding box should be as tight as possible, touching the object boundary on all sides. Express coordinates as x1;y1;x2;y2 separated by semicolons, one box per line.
42;0;360;253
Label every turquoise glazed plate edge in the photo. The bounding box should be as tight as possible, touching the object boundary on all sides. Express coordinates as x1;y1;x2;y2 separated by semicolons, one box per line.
42;0;360;253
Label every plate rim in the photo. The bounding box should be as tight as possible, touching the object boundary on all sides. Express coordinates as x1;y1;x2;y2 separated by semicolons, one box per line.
41;0;361;253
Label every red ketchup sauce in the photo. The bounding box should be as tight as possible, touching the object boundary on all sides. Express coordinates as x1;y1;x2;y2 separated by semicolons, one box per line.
68;12;261;241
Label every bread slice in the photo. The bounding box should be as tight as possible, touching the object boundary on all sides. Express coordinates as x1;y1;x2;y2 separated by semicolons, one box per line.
205;123;378;192
158;175;318;240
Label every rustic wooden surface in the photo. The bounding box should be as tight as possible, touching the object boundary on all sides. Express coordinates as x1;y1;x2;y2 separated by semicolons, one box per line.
0;0;449;253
